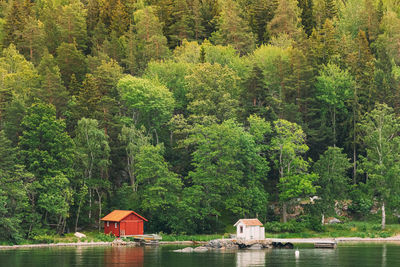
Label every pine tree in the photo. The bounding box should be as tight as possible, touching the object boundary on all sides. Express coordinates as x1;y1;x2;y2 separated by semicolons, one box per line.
3;0;32;48
56;42;87;87
169;0;193;47
199;0;220;39
133;6;169;73
191;0;206;40
323;0;337;22
298;0;316;36
36;51;69;117
308;19;338;72
16;16;45;64
211;0;256;55
242;0;278;44
58;0;88;51
268;0;301;39
345;31;375;182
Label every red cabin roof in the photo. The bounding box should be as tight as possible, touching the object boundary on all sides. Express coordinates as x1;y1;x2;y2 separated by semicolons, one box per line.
101;210;148;222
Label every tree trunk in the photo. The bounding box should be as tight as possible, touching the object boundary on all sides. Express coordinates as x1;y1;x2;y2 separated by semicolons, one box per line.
333;107;336;147
321;213;325;225
96;188;102;232
381;202;386;230
75;200;82;232
282;203;288;223
89;189;92;220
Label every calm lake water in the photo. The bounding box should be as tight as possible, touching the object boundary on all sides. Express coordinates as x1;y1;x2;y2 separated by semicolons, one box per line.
1;243;400;267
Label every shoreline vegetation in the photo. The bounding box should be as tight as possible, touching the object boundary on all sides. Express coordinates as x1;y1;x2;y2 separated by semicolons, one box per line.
1;0;400;247
1;221;400;249
1;237;400;250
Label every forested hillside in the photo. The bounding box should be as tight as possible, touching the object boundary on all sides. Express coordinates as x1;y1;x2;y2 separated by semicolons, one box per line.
1;0;400;243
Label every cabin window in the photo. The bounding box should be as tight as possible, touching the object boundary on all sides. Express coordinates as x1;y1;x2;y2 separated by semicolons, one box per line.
240;226;243;233
115;223;117;228
107;221;109;227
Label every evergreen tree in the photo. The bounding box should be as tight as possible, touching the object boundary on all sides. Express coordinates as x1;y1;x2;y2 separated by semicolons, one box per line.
169;0;193;46
191;0;206;40
16;16;45;64
3;0;32;48
211;0;256;55
58;0;88;51
36;51;69;117
268;0;301;39
298;0;316;36
322;0;337;22
56;42;88;86
133;6;170;73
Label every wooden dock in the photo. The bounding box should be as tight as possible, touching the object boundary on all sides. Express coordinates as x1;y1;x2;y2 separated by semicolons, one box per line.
120;234;162;244
270;238;337;249
314;242;337;248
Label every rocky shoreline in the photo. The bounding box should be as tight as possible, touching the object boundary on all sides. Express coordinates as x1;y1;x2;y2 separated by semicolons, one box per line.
2;236;400;250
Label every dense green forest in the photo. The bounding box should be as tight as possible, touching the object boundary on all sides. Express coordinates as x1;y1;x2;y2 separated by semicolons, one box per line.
0;0;400;244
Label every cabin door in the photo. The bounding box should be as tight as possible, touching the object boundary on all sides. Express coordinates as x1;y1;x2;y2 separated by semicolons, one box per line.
120;222;126;237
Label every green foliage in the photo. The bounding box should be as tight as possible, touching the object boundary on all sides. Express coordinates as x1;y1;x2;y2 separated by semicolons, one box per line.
184;119;269;230
315;63;353;146
211;0;256;54
118;75;175;138
314;147;351;216
359;104;400;228
271;119;317;222
185;62;241;123
0;0;400;242
132;6;170;73
135;143;182;233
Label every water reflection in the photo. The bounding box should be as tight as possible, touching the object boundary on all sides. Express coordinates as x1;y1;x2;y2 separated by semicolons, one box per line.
382;244;387;267
104;247;144;267
236;249;269;267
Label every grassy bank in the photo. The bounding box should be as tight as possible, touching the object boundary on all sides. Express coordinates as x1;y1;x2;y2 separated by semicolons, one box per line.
2;222;400;246
0;231;115;246
265;222;400;239
159;234;223;242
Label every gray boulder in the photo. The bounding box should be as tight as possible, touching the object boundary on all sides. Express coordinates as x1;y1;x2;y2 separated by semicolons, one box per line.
174;247;194;253
194;246;208;252
329;218;341;224
74;232;86;238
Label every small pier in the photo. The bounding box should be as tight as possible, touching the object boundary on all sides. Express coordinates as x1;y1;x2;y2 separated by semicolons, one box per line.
314;241;337;249
122;234;162;245
271;238;337;249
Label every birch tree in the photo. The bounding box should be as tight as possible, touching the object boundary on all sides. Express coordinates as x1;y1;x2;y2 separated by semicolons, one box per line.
271;119;317;223
74;118;110;231
359;104;400;230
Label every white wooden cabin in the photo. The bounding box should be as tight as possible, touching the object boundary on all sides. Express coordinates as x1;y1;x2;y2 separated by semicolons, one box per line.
234;219;265;240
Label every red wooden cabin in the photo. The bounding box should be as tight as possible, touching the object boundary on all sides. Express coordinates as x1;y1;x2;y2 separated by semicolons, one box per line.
101;210;148;237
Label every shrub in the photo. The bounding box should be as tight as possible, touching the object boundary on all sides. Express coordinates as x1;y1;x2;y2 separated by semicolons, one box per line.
95;233;115;242
33;234;55;244
264;221;282;233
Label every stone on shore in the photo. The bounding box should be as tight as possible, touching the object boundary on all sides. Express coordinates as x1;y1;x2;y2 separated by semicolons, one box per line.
74;232;86;238
328;218;341;224
174;247;194;252
207;239;238;249
194;246;208;252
